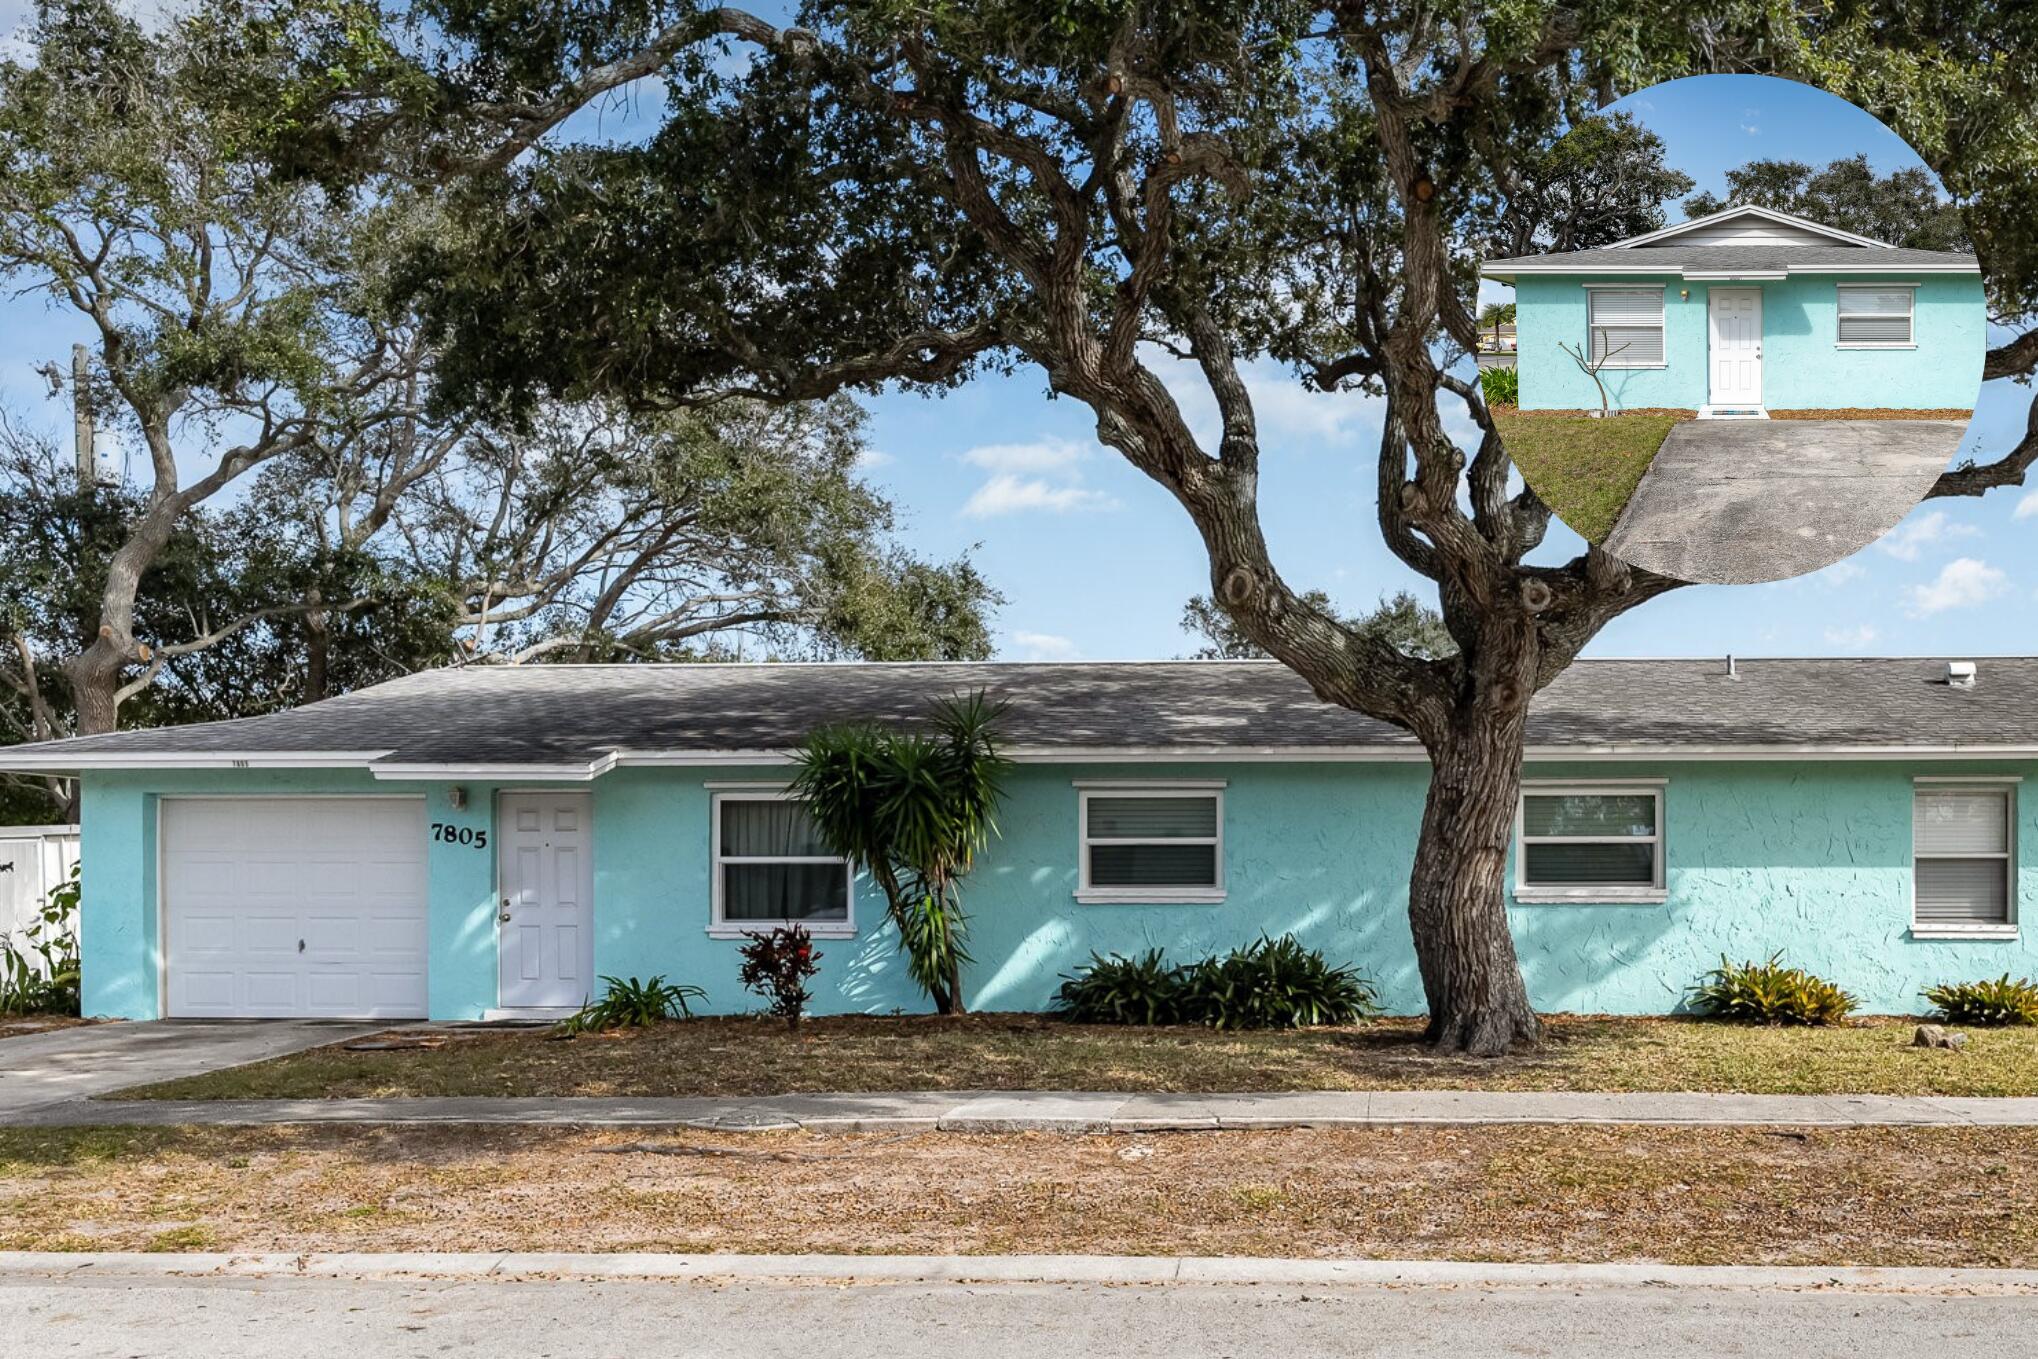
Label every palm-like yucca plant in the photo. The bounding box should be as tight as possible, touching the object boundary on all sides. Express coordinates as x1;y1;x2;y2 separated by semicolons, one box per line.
789;690;1010;1014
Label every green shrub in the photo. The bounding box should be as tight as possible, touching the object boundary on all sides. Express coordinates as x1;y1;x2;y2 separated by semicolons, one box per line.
556;974;706;1034
1688;953;1857;1026
1924;974;2038;1027
0;864;81;1017
1055;949;1183;1025
1479;365;1519;408
1175;936;1380;1030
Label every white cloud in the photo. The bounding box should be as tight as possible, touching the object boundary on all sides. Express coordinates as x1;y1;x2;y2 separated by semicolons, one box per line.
853;448;895;470
1822;624;1880;648
1810;559;1867;588
1875;509;1980;562
960;473;1118;518
961;437;1091;474
2014;490;2038;520
1903;557;2008;616
1008;630;1079;661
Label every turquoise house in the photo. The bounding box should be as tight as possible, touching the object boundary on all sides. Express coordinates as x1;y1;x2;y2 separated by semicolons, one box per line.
3;657;2032;1022
1483;205;1984;416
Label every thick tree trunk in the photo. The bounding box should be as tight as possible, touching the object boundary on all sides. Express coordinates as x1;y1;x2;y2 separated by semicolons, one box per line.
303;590;330;704
64;652;121;739
1408;705;1542;1056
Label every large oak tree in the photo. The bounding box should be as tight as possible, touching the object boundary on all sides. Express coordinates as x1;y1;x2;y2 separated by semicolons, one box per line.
267;0;2036;1050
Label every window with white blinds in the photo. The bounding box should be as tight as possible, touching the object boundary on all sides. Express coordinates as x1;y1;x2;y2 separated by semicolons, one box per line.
1516;784;1665;900
1587;288;1666;367
1078;786;1223;901
1913;785;2015;929
1836;285;1915;346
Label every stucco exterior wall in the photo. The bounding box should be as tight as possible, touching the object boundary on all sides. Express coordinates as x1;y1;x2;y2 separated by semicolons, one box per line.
77;756;2037;1020
1511;273;1985;412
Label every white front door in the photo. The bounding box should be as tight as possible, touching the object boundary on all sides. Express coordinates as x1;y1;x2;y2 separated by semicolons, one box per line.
162;797;428;1018
1707;287;1764;407
496;792;594;1010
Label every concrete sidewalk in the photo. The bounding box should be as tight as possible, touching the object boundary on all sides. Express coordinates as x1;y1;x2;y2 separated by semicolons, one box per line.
15;1088;2038;1130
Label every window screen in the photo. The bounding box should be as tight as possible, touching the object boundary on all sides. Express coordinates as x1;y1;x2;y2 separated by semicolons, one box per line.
1083;793;1221;891
1837;285;1914;345
1914;787;2013;925
1519;789;1662;891
716;798;849;925
1588;289;1665;366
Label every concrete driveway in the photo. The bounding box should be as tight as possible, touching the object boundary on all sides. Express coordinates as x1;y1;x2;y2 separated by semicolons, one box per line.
1600;419;1963;584
0;1021;375;1121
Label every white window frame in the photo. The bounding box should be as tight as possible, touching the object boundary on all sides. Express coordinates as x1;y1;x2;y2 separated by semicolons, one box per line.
1583;285;1667;370
1910;777;2019;940
1835;282;1917;349
1074;779;1226;905
708;786;856;939
1513;779;1667;904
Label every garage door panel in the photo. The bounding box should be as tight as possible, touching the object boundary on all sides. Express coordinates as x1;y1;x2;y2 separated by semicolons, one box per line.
163;798;428;1019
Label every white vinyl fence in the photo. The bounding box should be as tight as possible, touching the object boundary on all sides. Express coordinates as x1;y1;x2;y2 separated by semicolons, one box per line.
1;825;80;966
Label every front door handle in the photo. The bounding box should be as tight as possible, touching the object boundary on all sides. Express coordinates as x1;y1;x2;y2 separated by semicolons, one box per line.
499;897;513;922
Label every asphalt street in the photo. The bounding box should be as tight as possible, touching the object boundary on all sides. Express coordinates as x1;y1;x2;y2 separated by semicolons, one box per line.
10;1272;2037;1358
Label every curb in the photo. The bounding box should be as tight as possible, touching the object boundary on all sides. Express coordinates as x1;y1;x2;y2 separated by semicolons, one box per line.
5;1251;2038;1294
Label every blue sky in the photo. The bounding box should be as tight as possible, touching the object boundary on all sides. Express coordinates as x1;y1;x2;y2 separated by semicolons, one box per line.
0;22;2029;664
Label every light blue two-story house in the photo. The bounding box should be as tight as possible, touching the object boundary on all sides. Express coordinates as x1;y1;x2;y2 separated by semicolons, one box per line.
1482;205;1984;417
2;657;2032;1022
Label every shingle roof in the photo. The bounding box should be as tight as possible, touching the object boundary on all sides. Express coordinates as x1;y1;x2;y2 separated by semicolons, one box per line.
4;658;2036;772
1481;244;1977;278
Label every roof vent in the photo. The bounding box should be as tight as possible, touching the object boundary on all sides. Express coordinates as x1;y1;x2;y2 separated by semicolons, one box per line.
1726;654;1738;680
1948;661;1978;689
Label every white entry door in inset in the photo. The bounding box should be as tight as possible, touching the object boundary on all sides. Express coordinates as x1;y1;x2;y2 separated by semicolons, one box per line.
1707;287;1764;407
496;792;594;1010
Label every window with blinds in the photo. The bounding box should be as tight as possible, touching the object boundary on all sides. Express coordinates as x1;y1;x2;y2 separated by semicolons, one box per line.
1517;785;1664;899
1078;788;1223;900
1836;285;1915;346
1587;288;1666;367
711;793;852;933
1913;785;2015;929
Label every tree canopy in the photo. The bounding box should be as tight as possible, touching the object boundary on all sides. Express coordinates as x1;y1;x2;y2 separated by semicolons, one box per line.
1683;154;1970;251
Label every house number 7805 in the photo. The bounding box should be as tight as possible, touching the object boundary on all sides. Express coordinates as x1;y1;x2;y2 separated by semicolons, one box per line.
431;823;489;848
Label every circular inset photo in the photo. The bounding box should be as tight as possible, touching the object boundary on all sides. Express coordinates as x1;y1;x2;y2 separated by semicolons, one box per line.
1478;75;1983;585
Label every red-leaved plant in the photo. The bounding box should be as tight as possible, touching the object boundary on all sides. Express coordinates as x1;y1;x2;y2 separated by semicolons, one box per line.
738;925;822;1029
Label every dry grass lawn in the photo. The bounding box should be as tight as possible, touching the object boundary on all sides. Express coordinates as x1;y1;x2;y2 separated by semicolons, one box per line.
1;1122;2034;1265
123;1013;2038;1101
1490;408;1692;542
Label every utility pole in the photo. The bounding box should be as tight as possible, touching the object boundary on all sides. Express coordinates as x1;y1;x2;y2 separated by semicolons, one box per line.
71;343;94;488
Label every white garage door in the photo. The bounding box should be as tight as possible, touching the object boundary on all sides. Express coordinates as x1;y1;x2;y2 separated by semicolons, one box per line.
163;798;428;1018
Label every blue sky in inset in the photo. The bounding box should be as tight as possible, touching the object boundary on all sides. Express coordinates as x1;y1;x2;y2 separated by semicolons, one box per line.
0;17;2028;663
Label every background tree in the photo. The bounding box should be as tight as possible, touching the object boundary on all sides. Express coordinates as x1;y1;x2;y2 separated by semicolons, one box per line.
1683;155;1969;251
1488;113;1695;258
239;0;2038;1051
392;397;996;664
0;0;444;739
1183;590;1455;661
